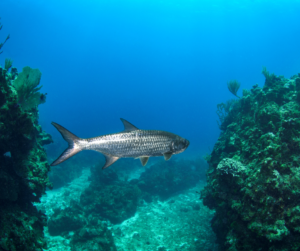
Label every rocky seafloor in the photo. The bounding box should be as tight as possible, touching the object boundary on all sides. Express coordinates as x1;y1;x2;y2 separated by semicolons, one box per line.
37;160;217;251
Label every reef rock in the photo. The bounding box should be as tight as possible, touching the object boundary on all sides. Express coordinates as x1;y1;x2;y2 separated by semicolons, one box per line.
71;219;117;251
80;180;141;224
0;169;19;201
48;206;85;236
0;64;52;251
202;70;300;250
137;158;205;200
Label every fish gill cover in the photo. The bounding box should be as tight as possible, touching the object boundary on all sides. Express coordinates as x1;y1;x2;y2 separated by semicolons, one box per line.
201;69;300;250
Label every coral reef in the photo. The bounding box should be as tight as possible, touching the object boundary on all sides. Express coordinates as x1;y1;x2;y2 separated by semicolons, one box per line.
37;169;118;251
80;163;141;224
201;70;300;250
43;156;210;250
136;158;207;200
71;218;117;251
112;182;217;251
81;182;141;224
47;157;206;231
216;99;238;129
47;199;117;250
0;62;53;250
48;203;85;236
38;167;217;251
48;158;85;189
46;145;102;189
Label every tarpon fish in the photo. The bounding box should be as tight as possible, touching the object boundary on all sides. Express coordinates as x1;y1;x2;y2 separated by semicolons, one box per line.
51;118;189;169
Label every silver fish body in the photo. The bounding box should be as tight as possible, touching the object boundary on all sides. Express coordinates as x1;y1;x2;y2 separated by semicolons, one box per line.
51;118;189;169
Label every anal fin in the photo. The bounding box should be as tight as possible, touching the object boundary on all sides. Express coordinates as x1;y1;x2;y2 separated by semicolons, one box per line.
163;152;172;161
140;157;149;166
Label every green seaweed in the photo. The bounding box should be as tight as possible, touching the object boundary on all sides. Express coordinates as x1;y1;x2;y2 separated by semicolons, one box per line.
4;58;12;71
13;66;46;110
227;80;240;98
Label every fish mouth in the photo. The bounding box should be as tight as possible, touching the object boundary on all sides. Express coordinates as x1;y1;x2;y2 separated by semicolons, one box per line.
184;139;190;150
176;139;190;154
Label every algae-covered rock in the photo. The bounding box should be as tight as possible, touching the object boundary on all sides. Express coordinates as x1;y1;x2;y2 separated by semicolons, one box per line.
71;219;117;251
90;162;119;186
202;70;300;250
0;203;47;251
137;158;205;200
0;170;19;201
78;162;141;224
48;206;86;236
0;63;52;250
81;181;141;224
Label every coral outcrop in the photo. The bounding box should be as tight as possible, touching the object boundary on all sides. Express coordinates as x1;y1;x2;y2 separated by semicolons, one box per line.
38;169;118;251
0;63;53;251
48;204;85;236
40;164;214;250
80;164;141;224
47;200;117;250
71;219;117;251
202;70;300;250
136;158;206;200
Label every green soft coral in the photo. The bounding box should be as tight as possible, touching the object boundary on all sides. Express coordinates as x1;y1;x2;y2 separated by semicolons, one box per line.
0;63;52;251
202;69;300;250
227;80;241;98
13;66;46;110
249;220;289;241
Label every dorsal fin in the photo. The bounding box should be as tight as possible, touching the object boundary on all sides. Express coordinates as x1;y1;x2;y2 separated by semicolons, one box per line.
120;118;139;132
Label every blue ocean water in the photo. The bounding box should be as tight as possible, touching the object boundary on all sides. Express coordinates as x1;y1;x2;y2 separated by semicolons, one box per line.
1;0;300;159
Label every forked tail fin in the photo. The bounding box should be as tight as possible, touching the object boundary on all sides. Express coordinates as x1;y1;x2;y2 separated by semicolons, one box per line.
51;122;82;166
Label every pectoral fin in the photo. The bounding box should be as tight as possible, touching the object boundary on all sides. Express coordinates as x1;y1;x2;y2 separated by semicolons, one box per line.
102;154;120;169
163;152;172;161
140;157;149;166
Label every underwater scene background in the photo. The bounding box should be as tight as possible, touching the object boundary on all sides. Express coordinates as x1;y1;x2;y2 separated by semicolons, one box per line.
1;0;300;250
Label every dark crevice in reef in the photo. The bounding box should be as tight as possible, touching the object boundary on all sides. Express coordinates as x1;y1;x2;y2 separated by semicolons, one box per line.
202;69;300;251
